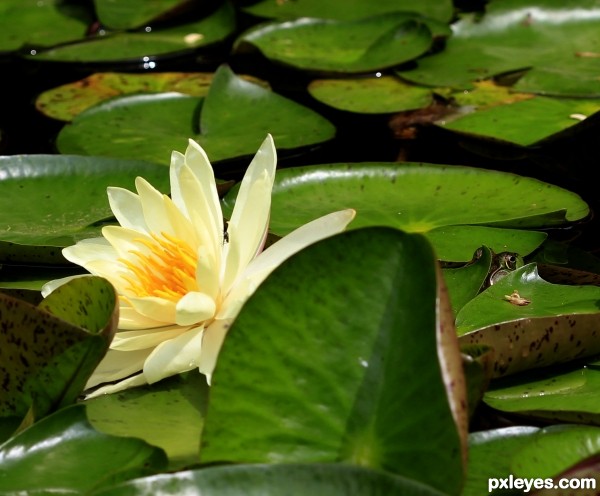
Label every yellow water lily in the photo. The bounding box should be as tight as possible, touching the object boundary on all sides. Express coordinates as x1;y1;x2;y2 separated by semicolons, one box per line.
42;135;355;396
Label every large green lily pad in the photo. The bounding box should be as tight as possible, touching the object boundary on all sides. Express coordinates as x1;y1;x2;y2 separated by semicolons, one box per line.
201;228;467;495
56;65;335;164
399;0;600;96
0;154;170;248
234;13;433;73
29;2;236;63
222;162;587;261
0;277;117;419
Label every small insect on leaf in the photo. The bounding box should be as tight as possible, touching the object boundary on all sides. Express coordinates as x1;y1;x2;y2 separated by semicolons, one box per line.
504;289;531;306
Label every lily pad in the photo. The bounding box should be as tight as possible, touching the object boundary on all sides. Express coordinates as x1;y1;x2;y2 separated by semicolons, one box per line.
440;95;600;146
398;0;600;97
35;72;269;122
200;228;467;495
94;463;448;496
222;162;587;261
457;264;600;378
512;425;600;480
56;65;335;164
0;154;170;248
94;0;190;30
426;225;547;262
0;0;91;53
86;370;208;470
462;426;540;496
0;277;117;419
0;404;167;494
308;75;434;114
243;0;454;23
484;359;600;425
234;14;433;73
29;2;236;63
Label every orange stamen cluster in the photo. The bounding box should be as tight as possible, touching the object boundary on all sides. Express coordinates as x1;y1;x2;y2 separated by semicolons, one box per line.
120;232;198;301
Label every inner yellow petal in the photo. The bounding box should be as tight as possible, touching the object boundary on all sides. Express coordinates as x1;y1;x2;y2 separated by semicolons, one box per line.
120;232;199;301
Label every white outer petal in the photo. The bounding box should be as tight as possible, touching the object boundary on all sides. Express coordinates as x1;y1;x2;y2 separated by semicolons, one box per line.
107;186;148;232
62;237;115;268
222;134;276;291
142;326;204;384
110;326;190;351
85;348;152;389
85;373;149;399
199;319;231;385
219;209;356;319
135;176;174;235
176;164;222;262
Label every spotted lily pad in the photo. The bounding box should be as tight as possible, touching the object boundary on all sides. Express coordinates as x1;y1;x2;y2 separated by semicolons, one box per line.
0;277;117;419
457;264;600;378
36;72;231;122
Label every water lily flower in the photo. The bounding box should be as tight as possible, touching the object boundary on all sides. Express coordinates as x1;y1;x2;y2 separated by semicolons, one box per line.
42;135;354;396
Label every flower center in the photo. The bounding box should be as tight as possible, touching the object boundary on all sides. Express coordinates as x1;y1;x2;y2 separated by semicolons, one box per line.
120;232;198;301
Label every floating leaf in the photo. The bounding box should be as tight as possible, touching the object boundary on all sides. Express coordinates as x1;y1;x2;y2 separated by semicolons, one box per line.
29;2;236;63
0;277;117;419
440;95;600;146
0;405;167;494
399;0;600;96
87;370;208;470
234;14;433;73
36;72;220;122
243;0;454;23
94;463;448;496
462;426;540;496
223;163;587;261
308;75;434;114
457;264;600;378
57;65;335;164
201;228;466;495
0;154;170;249
0;0;91;53
95;0;189;30
484;358;600;425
